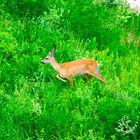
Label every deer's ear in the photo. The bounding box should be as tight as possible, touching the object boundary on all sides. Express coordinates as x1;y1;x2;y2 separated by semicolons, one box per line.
50;48;55;56
51;48;55;53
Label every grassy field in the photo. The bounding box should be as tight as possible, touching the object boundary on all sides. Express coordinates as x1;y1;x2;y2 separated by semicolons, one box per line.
0;0;139;139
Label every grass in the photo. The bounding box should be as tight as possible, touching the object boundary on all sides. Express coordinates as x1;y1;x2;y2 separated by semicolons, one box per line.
0;0;139;139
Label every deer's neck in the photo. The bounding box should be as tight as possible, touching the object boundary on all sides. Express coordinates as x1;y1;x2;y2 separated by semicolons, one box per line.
50;58;61;72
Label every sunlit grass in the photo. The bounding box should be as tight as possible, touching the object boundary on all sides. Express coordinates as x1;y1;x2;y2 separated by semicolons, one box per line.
0;1;139;139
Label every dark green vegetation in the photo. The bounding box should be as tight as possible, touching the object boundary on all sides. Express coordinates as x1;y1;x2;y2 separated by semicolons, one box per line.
0;0;139;139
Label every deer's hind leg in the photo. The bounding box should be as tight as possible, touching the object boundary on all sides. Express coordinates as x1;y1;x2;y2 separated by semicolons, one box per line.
88;64;106;83
95;74;106;83
84;74;90;80
88;72;105;83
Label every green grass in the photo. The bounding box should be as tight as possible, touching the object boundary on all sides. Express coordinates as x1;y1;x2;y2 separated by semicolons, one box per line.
0;0;139;139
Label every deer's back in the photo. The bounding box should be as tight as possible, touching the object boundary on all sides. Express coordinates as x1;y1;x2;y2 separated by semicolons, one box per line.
59;59;97;77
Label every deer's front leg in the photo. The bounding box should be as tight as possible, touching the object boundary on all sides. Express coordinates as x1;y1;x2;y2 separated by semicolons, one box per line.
69;78;73;88
56;74;66;82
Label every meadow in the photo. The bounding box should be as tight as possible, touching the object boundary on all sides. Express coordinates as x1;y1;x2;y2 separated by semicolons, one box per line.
0;0;139;139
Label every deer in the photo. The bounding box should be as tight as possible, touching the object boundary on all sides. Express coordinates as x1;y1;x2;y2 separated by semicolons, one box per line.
41;48;106;88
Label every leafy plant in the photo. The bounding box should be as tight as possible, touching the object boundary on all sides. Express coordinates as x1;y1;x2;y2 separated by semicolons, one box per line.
0;0;139;139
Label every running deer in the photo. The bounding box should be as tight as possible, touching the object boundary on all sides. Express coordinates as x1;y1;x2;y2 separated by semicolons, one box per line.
41;48;105;88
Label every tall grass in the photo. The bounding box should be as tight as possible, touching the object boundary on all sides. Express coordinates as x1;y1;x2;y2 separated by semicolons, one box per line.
0;0;139;139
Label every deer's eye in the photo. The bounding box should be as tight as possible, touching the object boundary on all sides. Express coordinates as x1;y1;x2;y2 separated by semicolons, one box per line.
46;57;48;60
